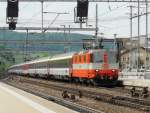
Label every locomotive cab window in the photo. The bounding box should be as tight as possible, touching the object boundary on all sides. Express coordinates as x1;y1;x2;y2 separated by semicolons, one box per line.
107;50;117;63
93;51;103;63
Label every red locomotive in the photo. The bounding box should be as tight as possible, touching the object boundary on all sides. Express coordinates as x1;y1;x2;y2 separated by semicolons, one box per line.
8;49;119;86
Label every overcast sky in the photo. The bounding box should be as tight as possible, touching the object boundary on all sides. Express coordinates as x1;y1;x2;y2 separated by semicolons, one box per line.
0;1;150;38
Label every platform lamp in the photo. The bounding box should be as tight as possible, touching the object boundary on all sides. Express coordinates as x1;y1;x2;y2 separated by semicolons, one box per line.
6;0;19;30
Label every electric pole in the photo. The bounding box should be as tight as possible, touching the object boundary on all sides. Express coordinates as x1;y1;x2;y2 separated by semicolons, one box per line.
26;29;29;61
61;25;66;53
41;1;44;33
95;4;99;48
145;0;149;69
128;5;135;69
114;34;117;50
137;0;140;69
130;3;150;70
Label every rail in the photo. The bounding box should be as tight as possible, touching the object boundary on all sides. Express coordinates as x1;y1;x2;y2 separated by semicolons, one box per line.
8;76;150;112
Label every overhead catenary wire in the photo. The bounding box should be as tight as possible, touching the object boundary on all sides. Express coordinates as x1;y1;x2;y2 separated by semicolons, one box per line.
20;3;53;27
17;3;130;27
0;2;149;38
98;3;129;17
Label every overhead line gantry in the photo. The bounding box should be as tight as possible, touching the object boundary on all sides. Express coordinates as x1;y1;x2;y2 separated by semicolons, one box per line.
0;0;150;2
0;27;96;31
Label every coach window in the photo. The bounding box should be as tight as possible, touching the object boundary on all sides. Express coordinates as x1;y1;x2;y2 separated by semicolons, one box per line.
42;62;45;68
50;61;53;68
30;64;32;69
37;63;40;68
34;63;35;68
53;60;56;68
45;62;47;68
48;62;51;68
53;60;57;68
38;63;41;68
61;59;64;68
39;62;41;68
32;64;34;69
41;62;44;68
39;63;41;68
40;62;43;68
42;62;44;68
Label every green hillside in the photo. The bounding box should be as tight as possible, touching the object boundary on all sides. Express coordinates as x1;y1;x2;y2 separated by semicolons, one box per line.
0;30;93;72
0;30;92;52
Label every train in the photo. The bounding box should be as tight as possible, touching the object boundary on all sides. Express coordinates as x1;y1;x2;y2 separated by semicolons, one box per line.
8;49;119;86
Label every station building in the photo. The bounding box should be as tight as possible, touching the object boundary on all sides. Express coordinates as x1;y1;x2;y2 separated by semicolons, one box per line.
120;47;150;69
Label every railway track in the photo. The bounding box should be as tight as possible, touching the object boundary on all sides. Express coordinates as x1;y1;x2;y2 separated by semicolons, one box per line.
5;81;103;113
4;75;150;112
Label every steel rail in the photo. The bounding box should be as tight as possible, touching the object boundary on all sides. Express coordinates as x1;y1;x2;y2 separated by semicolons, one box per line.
17;76;150;112
4;81;103;113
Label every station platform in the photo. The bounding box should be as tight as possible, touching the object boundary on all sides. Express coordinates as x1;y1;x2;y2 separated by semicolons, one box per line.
119;77;150;90
0;82;78;113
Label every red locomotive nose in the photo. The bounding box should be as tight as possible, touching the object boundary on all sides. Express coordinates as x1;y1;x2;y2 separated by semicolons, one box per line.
102;52;109;69
96;69;118;80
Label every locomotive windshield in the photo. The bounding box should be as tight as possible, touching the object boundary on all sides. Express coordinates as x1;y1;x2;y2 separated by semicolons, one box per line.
93;50;104;63
107;50;117;63
93;50;117;64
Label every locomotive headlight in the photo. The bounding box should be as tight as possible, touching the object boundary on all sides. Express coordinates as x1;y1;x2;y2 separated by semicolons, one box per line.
96;70;99;72
112;69;115;72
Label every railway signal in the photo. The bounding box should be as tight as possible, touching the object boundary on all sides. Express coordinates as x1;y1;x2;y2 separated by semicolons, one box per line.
6;0;19;30
74;0;89;27
77;0;89;18
9;22;16;30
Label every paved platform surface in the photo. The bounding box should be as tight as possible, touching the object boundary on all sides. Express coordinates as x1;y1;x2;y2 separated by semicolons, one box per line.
0;82;78;113
119;78;150;90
